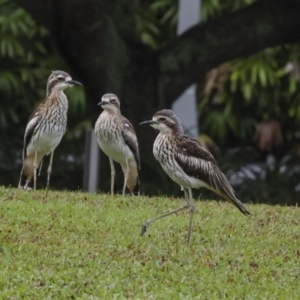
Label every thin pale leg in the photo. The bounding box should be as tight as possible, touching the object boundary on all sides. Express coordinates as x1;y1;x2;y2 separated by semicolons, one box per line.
33;150;39;192
141;203;190;236
38;158;43;176
186;188;195;243
122;160;129;197
183;188;189;201
109;158;115;196
18;167;24;189
46;151;54;197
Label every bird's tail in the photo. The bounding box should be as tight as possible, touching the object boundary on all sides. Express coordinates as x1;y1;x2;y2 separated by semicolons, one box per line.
18;155;43;189
232;198;250;215
18;156;34;189
221;192;250;215
122;163;140;196
131;176;140;196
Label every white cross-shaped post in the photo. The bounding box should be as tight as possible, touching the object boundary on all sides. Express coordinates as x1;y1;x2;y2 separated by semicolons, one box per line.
172;0;201;138
83;129;100;192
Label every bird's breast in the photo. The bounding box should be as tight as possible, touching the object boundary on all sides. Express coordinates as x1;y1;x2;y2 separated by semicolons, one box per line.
25;93;68;157
27;129;65;157
95;114;134;164
95;114;120;142
153;134;199;188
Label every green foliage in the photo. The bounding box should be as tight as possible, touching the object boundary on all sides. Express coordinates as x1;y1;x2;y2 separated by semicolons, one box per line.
0;187;299;298
0;0;88;188
196;2;300;147
137;0;178;49
201;0;255;22
0;0;51;186
0;0;87;131
201;45;300;201
200;44;300;146
0;0;49;128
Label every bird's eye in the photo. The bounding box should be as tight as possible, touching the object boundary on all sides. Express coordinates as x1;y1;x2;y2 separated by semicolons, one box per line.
159;117;166;122
57;76;64;81
111;99;116;103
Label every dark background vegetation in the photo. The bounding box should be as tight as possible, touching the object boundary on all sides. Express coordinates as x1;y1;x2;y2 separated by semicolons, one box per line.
1;0;300;204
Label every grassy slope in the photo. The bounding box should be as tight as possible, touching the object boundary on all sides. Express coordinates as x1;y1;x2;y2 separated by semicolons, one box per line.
0;187;299;299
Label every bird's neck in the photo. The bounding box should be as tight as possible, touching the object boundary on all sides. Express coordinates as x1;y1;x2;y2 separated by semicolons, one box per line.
158;130;175;142
160;128;182;138
47;90;68;107
103;109;121;116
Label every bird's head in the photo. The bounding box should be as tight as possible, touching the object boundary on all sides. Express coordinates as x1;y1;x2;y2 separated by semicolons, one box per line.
140;109;183;134
47;70;82;95
98;93;121;113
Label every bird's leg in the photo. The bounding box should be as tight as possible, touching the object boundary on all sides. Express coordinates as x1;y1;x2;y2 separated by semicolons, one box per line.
186;188;195;243
33;150;39;192
46;151;54;197
183;188;189;201
18;167;24;189
141;204;190;236
109;158;115;196
38;158;43;177
141;188;192;237
122;160;129;197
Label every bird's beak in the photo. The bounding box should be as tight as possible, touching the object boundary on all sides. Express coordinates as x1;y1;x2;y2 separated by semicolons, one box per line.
98;101;108;106
67;80;82;86
139;120;158;126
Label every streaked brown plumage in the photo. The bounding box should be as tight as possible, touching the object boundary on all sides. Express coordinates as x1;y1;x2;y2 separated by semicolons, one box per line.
140;109;250;242
18;70;82;193
95;93;140;196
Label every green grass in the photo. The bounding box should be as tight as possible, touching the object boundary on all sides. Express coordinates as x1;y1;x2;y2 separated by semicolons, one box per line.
0;187;299;299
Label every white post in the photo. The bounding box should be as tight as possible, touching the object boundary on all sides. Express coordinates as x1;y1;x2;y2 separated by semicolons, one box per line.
172;0;201;138
83;129;100;192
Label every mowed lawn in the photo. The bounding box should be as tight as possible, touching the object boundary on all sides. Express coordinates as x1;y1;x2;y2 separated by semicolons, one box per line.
0;187;299;299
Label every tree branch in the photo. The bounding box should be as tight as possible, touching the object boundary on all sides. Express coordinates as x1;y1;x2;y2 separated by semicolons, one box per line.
159;0;300;106
13;0;300;112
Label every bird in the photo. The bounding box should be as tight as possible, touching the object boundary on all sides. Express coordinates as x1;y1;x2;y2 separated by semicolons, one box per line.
95;93;140;196
18;70;82;194
140;109;250;243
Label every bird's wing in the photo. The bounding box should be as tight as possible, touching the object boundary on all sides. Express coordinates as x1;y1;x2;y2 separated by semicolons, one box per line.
121;117;141;169
175;136;236;200
181;135;218;164
23;108;43;158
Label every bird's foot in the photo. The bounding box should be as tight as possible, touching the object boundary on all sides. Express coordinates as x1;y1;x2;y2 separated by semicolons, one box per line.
141;221;150;236
18;184;32;191
23;186;32;192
